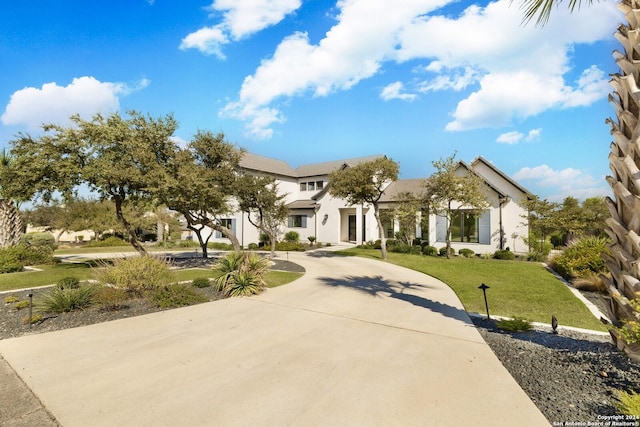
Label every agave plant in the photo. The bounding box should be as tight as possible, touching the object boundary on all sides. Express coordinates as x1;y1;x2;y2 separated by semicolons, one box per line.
212;251;269;297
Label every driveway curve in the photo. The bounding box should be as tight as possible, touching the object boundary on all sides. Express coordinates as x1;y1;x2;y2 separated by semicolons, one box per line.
0;250;548;426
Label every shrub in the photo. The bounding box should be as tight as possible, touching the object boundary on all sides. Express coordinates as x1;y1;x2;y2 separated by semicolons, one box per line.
3;295;19;304
92;286;129;310
14;300;30;310
93;255;174;296
178;240;198;248
150;284;208;309
459;248;475;258
550;236;609;280
22;232;57;250
496;316;533;332
572;275;606;293
35;285;95;313
274;241;305;251
390;243;413;254
284;231;299;242
247;243;259;250
494;249;515;260
308;236;316;244
207;242;234;250
56;276;80;290
439;246;455;257
191;277;211;288
421;245;438;256
22;313;43;325
616;390;640;416
616;320;640;346
0;247;23;273
85;236;130;248
550;234;564;248
224;271;262;297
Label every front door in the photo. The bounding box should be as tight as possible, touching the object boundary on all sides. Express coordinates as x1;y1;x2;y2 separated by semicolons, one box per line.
348;215;366;242
348;215;356;241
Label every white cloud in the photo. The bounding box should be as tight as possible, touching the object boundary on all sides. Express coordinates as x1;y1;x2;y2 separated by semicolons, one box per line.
526;128;542;141
497;127;541;144
180;26;228;58
497;131;523;144
513;164;609;201
181;0;301;57
220;0;619;138
380;81;417;101
1;76;147;131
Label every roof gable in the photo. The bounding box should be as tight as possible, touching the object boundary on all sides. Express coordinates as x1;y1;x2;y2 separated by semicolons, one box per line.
470;156;533;198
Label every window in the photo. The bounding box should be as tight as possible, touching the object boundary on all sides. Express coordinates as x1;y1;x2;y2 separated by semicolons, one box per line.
307;182;315;191
300;182;307;191
215;219;235;238
288;215;307;228
316;181;324;189
380;210;395;239
451;211;479;243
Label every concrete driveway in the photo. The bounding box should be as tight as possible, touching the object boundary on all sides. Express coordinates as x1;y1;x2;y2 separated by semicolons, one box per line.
0;250;549;426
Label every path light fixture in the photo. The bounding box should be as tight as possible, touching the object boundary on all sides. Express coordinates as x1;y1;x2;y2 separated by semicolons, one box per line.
551;314;558;334
28;293;33;329
478;284;490;320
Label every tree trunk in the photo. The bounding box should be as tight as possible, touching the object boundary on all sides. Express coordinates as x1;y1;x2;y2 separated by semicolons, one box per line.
212;223;242;252
603;0;640;355
0;199;22;249
114;196;146;255
373;204;388;261
187;224;209;258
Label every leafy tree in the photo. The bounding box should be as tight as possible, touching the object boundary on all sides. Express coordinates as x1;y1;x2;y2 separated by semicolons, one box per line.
391;191;423;245
422;153;489;259
235;175;288;257
522;0;640;354
329;157;399;260
4;111;178;254
154;131;244;257
581;197;608;237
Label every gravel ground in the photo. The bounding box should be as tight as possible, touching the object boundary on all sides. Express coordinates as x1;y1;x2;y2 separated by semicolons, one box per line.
472;316;640;424
1;257;639;425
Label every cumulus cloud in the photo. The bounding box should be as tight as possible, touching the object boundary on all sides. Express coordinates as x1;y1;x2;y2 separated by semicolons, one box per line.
513;164;609;201
220;0;618;139
1;76;148;131
180;0;301;58
380;81;417;101
497;128;542;144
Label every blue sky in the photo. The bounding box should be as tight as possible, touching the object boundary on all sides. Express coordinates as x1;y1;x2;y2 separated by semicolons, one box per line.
0;0;622;202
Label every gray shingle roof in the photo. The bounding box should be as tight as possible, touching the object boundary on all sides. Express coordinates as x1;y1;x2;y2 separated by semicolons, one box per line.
239;152;297;177
380;178;426;202
295;154;386;177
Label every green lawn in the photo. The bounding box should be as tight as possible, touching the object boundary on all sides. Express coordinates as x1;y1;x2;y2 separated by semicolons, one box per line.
339;248;607;332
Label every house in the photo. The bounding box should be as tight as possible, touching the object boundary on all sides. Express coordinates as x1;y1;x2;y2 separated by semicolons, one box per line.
194;153;533;255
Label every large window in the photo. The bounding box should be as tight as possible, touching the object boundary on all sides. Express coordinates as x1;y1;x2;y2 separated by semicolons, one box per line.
451;211;479;243
288;215;307;228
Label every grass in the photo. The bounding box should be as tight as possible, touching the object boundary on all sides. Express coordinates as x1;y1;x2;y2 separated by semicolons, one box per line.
0;262;302;292
339;248;607;332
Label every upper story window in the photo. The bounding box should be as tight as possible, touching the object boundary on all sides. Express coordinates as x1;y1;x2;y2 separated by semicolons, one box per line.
299;180;324;191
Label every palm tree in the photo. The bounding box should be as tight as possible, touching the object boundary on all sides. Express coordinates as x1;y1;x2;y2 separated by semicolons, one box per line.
522;0;640;355
0;150;23;249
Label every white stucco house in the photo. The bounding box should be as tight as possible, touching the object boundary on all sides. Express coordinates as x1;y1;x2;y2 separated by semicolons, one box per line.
190;153;533;255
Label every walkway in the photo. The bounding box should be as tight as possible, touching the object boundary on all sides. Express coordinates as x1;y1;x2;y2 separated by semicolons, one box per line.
0;250;549;426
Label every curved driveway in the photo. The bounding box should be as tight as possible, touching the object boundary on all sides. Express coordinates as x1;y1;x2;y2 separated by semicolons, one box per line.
0;250;549;426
